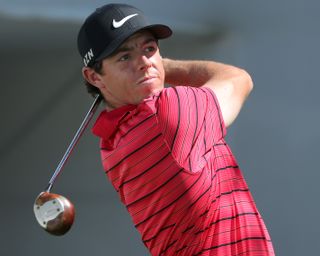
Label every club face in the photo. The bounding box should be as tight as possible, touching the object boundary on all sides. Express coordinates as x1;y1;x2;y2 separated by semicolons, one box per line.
33;192;75;236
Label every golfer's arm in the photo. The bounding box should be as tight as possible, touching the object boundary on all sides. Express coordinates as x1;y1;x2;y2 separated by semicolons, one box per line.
163;58;253;127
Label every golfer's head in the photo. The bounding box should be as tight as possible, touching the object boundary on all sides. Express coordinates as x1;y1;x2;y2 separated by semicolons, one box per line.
77;3;172;67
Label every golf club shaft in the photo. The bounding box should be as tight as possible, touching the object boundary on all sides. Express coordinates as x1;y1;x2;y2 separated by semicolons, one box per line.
45;95;102;192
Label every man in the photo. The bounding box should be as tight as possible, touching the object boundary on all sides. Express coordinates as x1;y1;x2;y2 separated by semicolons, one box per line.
77;3;275;256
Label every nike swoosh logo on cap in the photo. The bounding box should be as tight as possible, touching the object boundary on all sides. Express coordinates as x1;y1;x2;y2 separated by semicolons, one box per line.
112;13;138;28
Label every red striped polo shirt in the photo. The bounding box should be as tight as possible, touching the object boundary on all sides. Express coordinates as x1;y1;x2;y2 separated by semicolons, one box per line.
92;86;275;256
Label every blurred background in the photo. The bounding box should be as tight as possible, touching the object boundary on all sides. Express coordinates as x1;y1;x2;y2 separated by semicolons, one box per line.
1;0;319;255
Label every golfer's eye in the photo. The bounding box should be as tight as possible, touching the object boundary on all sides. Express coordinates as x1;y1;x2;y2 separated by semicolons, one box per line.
145;46;156;53
119;54;130;61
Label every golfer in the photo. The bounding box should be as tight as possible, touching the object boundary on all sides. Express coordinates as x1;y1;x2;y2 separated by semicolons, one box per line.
77;3;275;255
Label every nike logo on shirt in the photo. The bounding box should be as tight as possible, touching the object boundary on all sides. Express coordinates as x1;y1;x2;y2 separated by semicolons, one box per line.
112;13;138;28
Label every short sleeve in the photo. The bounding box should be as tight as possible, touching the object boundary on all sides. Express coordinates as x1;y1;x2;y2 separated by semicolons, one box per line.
155;86;226;173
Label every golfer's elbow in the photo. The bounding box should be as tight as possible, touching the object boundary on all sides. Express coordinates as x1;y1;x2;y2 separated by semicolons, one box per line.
225;68;253;127
246;70;254;96
237;68;254;99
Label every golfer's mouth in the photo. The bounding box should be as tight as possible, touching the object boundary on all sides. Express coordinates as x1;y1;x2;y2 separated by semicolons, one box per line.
138;76;157;85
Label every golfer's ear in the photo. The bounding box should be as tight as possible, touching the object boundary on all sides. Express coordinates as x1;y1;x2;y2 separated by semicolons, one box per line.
82;67;104;89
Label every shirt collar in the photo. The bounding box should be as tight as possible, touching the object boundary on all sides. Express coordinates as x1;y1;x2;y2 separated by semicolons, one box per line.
92;104;137;140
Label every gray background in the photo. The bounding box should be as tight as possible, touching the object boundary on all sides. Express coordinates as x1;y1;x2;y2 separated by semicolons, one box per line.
1;0;319;255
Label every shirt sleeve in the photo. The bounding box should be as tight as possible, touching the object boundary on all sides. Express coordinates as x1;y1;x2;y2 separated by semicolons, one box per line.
156;86;226;173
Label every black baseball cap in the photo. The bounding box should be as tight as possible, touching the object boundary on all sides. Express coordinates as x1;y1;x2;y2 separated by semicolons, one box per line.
77;3;172;67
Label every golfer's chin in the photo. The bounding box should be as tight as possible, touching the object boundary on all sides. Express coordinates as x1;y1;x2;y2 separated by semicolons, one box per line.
143;84;163;97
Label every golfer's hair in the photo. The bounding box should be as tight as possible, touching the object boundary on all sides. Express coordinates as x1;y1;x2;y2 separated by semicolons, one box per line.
85;60;103;98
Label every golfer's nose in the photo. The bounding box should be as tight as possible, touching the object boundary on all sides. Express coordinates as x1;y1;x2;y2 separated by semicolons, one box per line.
138;55;152;71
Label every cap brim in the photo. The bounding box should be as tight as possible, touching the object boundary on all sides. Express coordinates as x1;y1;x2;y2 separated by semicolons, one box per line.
96;24;172;61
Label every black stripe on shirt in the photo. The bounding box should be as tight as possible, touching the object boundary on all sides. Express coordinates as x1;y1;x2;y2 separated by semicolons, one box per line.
125;167;183;208
171;87;181;150
105;133;162;173
205;88;224;138
134;168;205;228
195;212;258;235
192;236;267;256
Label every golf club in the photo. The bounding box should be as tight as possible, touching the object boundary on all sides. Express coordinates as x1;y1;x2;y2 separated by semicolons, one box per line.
33;95;102;236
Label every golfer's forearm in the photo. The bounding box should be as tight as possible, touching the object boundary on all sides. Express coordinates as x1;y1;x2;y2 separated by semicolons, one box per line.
163;58;246;88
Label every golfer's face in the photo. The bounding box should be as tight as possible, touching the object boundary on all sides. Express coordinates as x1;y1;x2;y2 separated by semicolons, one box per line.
99;31;165;108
